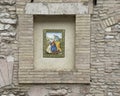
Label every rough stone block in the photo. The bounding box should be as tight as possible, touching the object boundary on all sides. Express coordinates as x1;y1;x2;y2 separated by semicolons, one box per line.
0;57;14;88
0;13;10;18
0;0;15;5
0;23;5;30
0;18;17;24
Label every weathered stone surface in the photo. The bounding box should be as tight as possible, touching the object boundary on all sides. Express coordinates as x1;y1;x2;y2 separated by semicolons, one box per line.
7;56;14;62
25;3;88;14
0;59;9;87
27;85;89;96
90;0;120;96
4;24;11;30
28;86;48;96
9;94;15;96
0;13;10;18
0;0;16;90
0;24;14;31
86;94;92;96
0;23;5;30
0;58;14;88
49;89;67;95
0;19;17;24
105;27;111;32
1;32;16;37
105;35;114;39
0;0;15;5
1;95;7;96
0;86;28;96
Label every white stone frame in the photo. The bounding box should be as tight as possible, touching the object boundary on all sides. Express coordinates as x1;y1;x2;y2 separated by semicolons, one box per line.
17;2;91;84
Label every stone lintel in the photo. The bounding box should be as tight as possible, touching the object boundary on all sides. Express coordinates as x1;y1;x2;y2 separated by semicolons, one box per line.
25;3;88;15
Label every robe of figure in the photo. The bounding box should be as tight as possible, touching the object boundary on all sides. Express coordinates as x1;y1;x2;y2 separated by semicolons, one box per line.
51;41;57;52
46;44;52;53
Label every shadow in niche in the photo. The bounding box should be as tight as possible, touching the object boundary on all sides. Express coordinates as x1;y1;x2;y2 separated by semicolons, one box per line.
93;0;97;6
31;0;34;3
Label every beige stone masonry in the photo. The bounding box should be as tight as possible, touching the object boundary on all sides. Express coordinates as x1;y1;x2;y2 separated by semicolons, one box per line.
101;16;117;29
17;0;91;84
34;0;89;3
18;14;90;83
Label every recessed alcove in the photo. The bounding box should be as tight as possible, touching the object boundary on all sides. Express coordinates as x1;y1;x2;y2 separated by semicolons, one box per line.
34;15;75;71
18;2;91;83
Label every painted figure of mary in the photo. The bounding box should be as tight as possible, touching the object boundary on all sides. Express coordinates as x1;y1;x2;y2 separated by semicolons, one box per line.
46;41;57;53
46;34;62;54
51;41;57;53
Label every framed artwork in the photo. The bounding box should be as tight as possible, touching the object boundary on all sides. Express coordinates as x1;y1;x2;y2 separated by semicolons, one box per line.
43;29;65;58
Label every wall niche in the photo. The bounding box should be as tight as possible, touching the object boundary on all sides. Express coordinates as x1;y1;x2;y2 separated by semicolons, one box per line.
34;15;75;71
18;2;91;84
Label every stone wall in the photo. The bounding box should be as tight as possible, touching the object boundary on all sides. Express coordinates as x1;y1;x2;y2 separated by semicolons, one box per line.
0;0;120;96
0;0;17;87
90;0;120;96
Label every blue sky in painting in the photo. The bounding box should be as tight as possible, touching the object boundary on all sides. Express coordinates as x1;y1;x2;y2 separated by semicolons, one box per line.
46;32;62;39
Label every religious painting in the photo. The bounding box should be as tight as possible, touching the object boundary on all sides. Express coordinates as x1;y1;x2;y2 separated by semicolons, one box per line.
43;29;65;58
